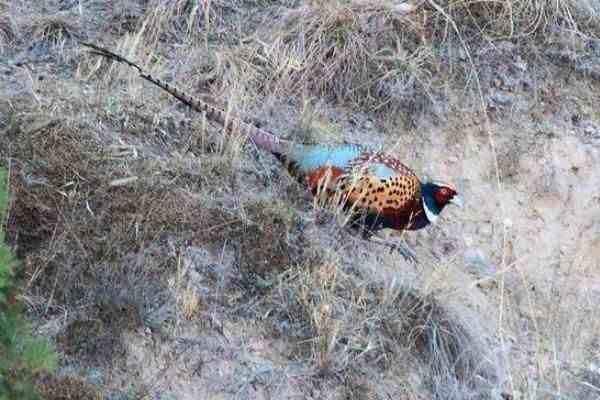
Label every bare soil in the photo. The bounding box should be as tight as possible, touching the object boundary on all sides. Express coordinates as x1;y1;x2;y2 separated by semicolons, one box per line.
1;0;599;399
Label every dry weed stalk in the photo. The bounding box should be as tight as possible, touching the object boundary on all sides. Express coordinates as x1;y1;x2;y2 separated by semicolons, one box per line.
1;0;599;398
25;13;79;46
0;13;14;52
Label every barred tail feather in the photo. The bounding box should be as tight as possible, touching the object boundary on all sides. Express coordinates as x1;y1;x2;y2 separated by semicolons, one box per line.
81;42;286;156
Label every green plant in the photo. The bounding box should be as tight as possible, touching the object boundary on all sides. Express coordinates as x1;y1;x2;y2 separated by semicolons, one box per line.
0;168;57;400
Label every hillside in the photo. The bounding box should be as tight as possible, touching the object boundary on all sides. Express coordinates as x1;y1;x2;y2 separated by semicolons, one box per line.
1;0;600;399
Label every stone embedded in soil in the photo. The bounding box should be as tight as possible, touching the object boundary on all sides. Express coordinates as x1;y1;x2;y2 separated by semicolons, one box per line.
490;91;514;107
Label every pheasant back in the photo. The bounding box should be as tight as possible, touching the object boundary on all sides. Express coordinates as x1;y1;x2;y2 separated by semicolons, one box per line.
281;143;424;231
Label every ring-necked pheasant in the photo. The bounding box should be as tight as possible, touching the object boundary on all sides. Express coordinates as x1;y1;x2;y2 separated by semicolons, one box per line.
82;42;462;262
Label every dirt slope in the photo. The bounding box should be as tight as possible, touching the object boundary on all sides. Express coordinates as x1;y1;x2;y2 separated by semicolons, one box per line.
1;1;599;399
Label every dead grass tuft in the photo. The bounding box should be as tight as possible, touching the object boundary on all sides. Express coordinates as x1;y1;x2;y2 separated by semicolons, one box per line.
265;262;499;396
5;118;104;257
59;297;142;365
237;202;301;278
136;0;256;48
35;372;102;400
177;285;202;319
213;0;600;125
420;0;600;42
4;107;303;314
191;200;304;292
248;1;438;121
85;0;146;36
0;13;14;52
24;13;79;46
138;0;203;47
1;112;199;305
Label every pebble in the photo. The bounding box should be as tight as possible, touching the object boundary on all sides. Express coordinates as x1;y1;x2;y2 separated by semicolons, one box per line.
583;125;599;138
522;79;533;91
392;3;417;15
464;247;496;276
478;223;493;237
490;92;513;106
513;61;527;72
586;39;600;56
463;235;474;246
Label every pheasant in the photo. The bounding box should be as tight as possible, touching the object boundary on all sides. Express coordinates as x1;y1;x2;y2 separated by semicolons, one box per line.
82;42;462;262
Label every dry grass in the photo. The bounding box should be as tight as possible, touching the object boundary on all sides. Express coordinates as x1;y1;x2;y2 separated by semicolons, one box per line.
210;0;600;125
120;0;288;51
0;13;14;53
221;1;441;124
1;0;599;398
84;0;146;36
137;0;206;47
35;372;103;400
265;262;498;393
59;298;142;365
420;0;600;41
26;14;79;45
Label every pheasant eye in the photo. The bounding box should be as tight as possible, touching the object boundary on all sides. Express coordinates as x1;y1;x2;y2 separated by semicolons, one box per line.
433;186;454;206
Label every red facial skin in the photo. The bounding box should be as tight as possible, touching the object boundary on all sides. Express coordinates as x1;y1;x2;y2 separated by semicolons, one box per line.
433;186;457;207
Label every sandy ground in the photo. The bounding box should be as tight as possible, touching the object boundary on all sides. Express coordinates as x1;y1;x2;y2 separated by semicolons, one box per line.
1;1;600;399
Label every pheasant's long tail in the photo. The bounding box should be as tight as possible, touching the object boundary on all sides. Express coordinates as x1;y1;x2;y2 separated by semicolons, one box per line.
81;41;287;156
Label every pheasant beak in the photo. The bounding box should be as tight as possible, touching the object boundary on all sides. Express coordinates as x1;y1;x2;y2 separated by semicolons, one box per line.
450;195;463;208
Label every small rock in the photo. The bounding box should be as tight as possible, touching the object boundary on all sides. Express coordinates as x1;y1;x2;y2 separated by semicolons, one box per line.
586;39;600;56
490;92;513;106
521;78;533;91
463;235;474;246
496;40;515;53
464;247;496;276
478;223;493;237
508;389;523;399
392;3;417;15
583;125;599;137
576;62;600;81
513;61;527;72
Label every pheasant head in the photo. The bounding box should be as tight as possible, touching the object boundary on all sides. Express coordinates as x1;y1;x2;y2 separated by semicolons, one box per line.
420;181;462;225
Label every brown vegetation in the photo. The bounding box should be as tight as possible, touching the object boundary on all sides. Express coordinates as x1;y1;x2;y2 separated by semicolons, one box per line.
1;0;599;398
